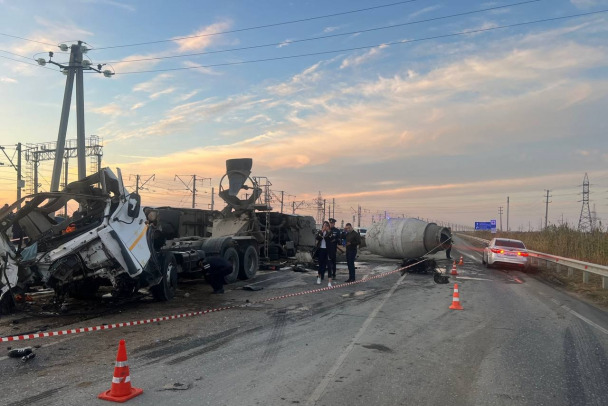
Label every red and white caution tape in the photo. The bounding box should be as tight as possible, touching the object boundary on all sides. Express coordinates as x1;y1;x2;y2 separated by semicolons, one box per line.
1;260;425;342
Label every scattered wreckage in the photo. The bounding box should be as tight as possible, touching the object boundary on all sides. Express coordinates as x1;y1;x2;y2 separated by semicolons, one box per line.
0;159;317;314
365;218;453;284
0;168;174;314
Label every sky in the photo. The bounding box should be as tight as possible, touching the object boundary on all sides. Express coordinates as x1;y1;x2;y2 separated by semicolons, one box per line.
0;0;607;231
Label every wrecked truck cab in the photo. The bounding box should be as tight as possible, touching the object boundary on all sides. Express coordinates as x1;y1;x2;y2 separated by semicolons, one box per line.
0;168;170;314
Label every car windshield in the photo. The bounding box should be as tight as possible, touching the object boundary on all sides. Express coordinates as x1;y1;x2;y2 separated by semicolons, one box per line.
495;239;526;249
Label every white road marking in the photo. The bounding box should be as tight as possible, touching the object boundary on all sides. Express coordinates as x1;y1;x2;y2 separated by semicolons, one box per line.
456;276;493;281
306;272;407;405
561;305;608;336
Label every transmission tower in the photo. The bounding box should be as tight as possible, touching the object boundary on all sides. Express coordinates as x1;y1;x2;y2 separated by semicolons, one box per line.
24;136;103;194
578;173;593;232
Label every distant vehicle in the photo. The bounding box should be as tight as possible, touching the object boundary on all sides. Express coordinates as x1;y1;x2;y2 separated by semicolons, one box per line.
354;227;367;237
482;238;529;269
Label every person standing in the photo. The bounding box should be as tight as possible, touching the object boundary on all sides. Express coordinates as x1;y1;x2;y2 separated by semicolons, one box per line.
327;218;342;287
445;229;453;259
344;223;361;282
315;221;331;285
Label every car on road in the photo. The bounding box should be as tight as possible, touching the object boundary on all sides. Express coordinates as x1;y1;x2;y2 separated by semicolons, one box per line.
354;227;367;237
482;238;529;270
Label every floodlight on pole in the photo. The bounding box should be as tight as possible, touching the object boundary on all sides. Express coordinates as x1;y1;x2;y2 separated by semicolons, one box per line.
58;43;68;51
36;58;46;66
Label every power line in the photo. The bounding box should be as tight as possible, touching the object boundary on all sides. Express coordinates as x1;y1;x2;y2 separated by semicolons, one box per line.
115;10;608;75
105;1;540;65
0;32;56;47
93;0;420;50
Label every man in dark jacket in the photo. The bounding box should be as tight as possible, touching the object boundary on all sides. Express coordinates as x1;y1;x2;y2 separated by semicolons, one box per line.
344;223;361;282
200;256;234;294
327;218;342;286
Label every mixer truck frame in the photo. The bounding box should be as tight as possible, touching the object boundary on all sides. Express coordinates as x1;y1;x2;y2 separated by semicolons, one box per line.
0;159;316;313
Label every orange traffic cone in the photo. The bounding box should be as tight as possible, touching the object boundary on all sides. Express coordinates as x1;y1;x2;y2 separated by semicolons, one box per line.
458;256;463;266
98;339;143;403
450;261;458;276
449;284;463;310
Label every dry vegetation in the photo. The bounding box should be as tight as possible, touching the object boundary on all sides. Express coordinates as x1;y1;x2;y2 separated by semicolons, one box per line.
463;225;608;308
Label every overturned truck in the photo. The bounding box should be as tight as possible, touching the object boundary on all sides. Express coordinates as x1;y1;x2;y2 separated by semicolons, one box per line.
148;158;317;283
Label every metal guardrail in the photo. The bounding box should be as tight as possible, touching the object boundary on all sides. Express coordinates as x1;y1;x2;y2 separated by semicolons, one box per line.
456;233;608;289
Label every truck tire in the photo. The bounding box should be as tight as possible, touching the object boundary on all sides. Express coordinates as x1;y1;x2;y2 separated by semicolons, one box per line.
239;244;259;280
222;247;240;284
151;253;178;301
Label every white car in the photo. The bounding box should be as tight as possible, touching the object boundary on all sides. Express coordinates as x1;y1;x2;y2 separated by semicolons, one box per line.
482;238;529;270
354;227;367;237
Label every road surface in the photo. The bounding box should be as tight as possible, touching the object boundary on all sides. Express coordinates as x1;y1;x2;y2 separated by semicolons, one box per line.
1;236;607;405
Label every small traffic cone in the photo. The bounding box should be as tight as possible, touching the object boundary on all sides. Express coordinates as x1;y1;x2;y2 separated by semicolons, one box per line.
449;284;463;310
98;339;143;403
458;255;463;266
450;261;458;276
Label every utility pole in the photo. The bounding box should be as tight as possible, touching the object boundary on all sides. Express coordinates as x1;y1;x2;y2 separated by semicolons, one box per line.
332;198;335;219
323;199;327;221
280;191;284;214
506;196;510;232
0;143;24;202
211;187;215;210
498;206;503;231
359;205;362;227
37;42;113;191
544;189;552;229
175;175;210;209
130;174;155;194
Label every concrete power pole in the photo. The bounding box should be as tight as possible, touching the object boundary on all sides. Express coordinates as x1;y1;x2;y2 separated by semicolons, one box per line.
36;41;113;191
498;206;503;232
544;190;552;229
506;196;510;232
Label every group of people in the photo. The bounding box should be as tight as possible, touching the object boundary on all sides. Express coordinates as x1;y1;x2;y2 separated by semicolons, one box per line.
314;218;361;287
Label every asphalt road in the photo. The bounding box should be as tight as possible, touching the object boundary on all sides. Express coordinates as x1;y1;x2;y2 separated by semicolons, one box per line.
1;236;607;405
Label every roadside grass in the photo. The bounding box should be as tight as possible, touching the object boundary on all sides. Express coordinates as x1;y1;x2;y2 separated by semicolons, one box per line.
462;225;608;307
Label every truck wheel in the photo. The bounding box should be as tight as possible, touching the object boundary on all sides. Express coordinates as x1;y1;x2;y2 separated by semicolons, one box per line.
239;244;259;280
223;247;240;284
151;253;178;301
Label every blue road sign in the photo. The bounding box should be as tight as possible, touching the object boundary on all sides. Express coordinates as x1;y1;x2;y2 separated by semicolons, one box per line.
475;220;497;231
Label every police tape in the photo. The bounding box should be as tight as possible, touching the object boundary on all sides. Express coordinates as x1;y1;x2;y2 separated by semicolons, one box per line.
1;260;426;342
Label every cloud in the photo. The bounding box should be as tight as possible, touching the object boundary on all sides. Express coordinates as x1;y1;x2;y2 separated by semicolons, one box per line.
181;61;222;75
149;87;176;100
266;62;324;95
176;90;199;102
90;103;128;116
570;0;607;8
408;5;441;19
0;77;17;83
277;39;293;48
131;102;145;110
81;0;136;12
340;44;388;69
173;21;233;52
132;74;177;100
